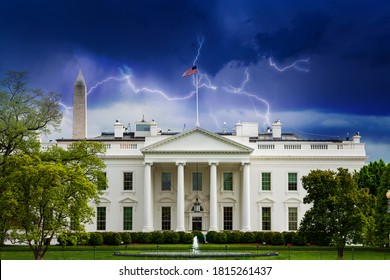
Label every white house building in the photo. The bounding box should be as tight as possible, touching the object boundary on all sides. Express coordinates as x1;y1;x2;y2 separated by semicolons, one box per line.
55;71;366;233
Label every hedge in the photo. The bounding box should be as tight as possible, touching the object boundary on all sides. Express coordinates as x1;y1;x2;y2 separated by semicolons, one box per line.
70;231;303;246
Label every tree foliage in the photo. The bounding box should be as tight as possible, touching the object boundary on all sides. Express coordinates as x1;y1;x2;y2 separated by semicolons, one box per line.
299;168;374;258
0;71;62;164
0;71;63;245
3;142;105;259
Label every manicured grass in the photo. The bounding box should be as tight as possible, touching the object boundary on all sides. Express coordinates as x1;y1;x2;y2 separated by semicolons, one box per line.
1;244;389;260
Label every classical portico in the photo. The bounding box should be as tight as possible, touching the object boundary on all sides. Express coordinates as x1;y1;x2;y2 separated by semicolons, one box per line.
140;127;253;232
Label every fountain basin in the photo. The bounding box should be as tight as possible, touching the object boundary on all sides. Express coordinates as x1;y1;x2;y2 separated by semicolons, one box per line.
113;251;279;258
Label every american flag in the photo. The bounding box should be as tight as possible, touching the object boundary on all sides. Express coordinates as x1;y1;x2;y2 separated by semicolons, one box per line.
182;65;198;77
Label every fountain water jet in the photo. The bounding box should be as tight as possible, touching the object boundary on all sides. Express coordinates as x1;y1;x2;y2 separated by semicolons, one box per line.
192;236;199;254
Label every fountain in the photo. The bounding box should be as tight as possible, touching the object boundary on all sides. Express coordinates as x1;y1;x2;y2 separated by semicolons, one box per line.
113;233;279;258
192;236;199;255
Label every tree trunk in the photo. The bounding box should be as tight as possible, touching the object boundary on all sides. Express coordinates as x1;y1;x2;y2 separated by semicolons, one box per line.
337;246;344;259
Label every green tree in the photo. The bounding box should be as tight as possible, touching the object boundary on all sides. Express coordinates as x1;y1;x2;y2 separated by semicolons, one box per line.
299;168;374;258
0;71;62;244
374;164;390;246
357;160;387;196
356;160;390;246
2;141;106;260
0;71;62;164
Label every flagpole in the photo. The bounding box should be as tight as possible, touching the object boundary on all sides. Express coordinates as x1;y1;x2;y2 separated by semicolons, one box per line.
195;70;200;128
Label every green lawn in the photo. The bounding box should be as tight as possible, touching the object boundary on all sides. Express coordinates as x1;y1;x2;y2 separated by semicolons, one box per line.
1;244;389;260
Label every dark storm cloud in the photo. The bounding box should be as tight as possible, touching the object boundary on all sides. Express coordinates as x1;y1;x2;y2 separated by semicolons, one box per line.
1;0;390;161
255;11;331;62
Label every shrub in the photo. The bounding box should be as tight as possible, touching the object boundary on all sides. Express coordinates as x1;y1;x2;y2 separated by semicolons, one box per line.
213;232;228;244
152;231;165;244
67;235;78;246
206;231;217;243
164;231;180;244
242;232;256;243
192;230;205;243
57;232;78;246
121;232;132;244
57;232;68;246
130;232;141;243
77;232;90;245
100;232;111;244
292;232;306;246
283;231;296;245
227;231;242;243
182;232;194;244
263;232;274;245
254;231;264;243
271;232;285;245
89;232;104;246
139;232;152;244
106;232;123;245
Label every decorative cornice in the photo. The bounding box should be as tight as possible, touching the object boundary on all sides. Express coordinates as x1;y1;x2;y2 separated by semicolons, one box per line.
250;156;367;161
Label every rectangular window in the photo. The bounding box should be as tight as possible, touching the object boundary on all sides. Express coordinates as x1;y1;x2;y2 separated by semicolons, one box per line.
262;207;271;231
288;207;298;231
288;173;298;191
192;172;202;191
223;172;233;191
98;172;108;190
123;207;133;231
123;172;133;191
223;207;233;230
261;172;271;191
136;124;150;131
161;207;171;230
161;172;171;191
97;207;106;231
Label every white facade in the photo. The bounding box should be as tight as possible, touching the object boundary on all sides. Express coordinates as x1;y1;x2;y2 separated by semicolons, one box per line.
56;119;366;233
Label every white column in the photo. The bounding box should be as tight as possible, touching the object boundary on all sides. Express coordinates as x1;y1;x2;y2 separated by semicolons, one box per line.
209;161;218;231
143;161;153;232
241;162;251;232
176;161;186;231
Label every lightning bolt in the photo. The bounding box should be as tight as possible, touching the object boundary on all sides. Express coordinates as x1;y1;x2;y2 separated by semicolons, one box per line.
59;101;72;113
87;73;195;101
87;76;128;96
190;35;217;91
223;68;271;130
268;57;310;72
193;35;205;66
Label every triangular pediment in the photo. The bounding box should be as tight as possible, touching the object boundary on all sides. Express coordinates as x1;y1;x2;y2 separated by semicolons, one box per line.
141;128;253;154
119;197;138;204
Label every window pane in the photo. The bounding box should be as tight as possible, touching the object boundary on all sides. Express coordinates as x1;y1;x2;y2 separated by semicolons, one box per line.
262;207;271;231
192;172;202;191
97;207;106;230
161;172;171;191
123;207;133;230
223;172;233;191
161;207;171;230
124;172;133;190
262;172;271;191
288;207;298;231
288;173;298;191
98;172;107;190
223;207;233;230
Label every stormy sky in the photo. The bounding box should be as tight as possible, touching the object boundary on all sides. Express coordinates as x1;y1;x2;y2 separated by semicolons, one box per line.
1;0;389;162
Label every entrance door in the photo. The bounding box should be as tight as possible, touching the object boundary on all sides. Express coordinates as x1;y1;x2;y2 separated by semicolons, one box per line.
192;217;202;231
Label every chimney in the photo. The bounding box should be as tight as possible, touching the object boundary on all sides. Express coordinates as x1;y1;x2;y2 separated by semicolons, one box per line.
272;120;282;139
235;121;243;136
352;132;361;143
114;120;124;138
